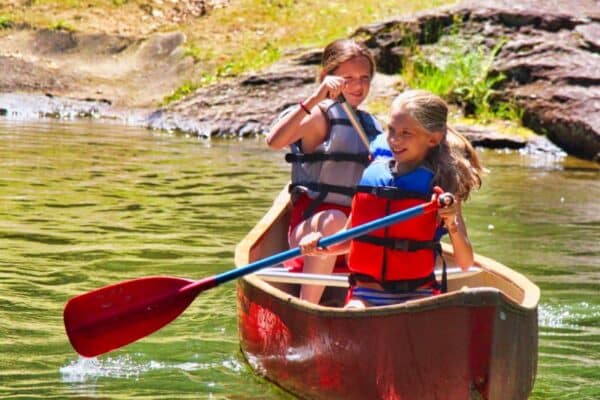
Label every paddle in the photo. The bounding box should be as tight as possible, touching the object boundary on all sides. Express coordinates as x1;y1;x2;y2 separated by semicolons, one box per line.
337;94;371;150
64;190;454;357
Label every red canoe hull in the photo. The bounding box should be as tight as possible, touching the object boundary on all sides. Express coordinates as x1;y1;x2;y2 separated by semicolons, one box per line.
237;279;537;400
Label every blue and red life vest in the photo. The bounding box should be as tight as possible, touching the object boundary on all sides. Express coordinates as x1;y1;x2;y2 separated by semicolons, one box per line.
348;161;442;289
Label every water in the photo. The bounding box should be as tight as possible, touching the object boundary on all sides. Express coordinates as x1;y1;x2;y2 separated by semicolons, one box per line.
0;121;598;399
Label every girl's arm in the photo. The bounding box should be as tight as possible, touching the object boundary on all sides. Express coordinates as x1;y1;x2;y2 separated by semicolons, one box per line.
438;201;474;270
266;76;345;151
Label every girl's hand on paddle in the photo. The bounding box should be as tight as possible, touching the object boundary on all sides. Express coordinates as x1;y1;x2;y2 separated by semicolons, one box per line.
438;199;460;234
315;75;345;101
299;231;327;256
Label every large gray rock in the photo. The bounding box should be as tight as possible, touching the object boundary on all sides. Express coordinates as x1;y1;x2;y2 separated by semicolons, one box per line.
356;0;600;161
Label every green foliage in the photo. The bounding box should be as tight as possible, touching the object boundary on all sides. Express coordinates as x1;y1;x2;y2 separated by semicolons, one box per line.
182;44;205;62
49;19;75;31
402;37;522;122
162;81;199;105
164;42;281;105
0;14;13;29
112;0;128;5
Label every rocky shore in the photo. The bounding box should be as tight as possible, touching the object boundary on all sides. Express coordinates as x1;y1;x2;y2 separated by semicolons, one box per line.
1;0;598;161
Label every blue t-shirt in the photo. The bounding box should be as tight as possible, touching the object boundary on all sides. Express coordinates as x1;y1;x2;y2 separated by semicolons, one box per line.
369;134;392;160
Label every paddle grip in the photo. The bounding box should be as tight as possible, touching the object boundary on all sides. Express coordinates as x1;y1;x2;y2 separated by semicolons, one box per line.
437;192;455;208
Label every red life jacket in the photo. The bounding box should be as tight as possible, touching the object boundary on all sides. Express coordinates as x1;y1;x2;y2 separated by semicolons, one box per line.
348;163;440;284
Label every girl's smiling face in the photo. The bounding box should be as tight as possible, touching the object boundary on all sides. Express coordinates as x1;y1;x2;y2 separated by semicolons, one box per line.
387;105;443;171
332;56;372;107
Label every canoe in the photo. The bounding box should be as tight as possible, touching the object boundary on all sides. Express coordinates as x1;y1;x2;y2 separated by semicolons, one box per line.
234;186;539;400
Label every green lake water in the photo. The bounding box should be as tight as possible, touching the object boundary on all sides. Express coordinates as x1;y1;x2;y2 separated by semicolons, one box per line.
0;120;598;399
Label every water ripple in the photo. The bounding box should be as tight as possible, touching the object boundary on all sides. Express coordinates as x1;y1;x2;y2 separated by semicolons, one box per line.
60;354;244;383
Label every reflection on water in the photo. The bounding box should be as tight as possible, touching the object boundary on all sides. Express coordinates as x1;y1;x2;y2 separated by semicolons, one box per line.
538;302;599;330
60;354;244;383
0;121;598;399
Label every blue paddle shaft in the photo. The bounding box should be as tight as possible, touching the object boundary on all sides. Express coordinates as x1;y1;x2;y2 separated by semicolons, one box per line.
215;194;452;285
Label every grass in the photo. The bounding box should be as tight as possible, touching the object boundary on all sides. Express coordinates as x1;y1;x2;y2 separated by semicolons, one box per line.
363;97;392;123
162;81;199;105
0;14;13;29
401;35;524;123
49;19;75;31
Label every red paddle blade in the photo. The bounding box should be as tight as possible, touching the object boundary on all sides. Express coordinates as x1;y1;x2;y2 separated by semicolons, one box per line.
64;276;216;357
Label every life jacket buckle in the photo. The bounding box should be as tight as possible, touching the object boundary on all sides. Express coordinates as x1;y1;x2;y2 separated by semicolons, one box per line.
392;240;410;251
374;186;394;196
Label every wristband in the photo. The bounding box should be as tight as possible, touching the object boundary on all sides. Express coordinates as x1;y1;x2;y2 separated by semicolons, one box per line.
299;101;311;115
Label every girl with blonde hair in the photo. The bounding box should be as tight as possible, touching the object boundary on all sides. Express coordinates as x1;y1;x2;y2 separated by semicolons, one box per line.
300;89;483;308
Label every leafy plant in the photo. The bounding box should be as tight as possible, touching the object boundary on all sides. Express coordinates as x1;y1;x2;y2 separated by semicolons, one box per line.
0;14;13;29
162;81;199;105
182;44;205;62
402;36;522;122
49;19;75;31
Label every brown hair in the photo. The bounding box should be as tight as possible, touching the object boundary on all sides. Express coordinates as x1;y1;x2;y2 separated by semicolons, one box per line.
319;38;376;82
392;90;483;201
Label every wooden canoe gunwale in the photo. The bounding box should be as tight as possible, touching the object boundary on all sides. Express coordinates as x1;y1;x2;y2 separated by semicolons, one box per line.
240;275;524;318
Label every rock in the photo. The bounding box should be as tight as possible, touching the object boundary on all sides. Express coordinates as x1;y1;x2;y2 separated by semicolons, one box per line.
0;29;194;107
353;0;600;161
0;55;73;92
32;29;78;54
0;92;148;122
575;23;600;52
516;83;600;160
150;58;319;137
455;124;527;149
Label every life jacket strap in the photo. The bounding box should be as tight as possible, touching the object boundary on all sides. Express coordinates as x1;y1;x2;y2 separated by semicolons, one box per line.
330;109;381;141
355;185;430;201
285;151;371;166
289;182;356;219
301;191;327;220
354;235;440;252
329;117;353;127
289;182;356;197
